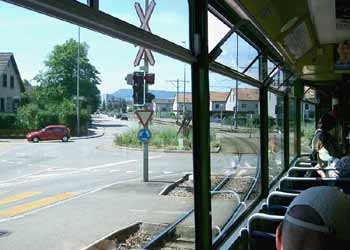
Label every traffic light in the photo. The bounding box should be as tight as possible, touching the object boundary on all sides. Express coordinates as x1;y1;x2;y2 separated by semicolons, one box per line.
146;92;155;103
133;71;144;86
133;83;144;105
144;73;155;85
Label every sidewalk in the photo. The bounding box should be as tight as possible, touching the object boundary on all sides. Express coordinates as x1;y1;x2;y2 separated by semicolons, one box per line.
70;128;105;140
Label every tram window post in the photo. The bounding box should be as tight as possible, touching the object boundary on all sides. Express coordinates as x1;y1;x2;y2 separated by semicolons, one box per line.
283;94;290;170
259;55;269;198
189;1;212;250
295;82;303;157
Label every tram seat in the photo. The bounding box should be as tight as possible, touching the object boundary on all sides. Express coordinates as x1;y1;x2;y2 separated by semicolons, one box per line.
264;191;298;215
287;167;336;177
247;213;283;250
293;159;317;167
279;177;350;193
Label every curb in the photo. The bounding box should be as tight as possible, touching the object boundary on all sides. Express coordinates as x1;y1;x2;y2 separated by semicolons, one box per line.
159;174;190;196
71;131;105;140
112;145;221;154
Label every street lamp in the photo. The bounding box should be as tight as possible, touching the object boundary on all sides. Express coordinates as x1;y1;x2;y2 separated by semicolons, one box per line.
76;26;81;136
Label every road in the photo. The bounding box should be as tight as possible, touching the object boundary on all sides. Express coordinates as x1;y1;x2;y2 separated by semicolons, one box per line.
0;115;260;250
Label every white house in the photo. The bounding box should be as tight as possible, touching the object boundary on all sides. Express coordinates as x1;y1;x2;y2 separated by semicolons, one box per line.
209;92;229;112
173;93;192;113
153;98;174;117
0;53;24;113
226;88;260;114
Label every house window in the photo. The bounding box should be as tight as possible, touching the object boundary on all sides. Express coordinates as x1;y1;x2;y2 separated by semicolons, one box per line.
255;104;258;108
0;98;4;112
305;103;309;110
242;104;247;108
10;76;14;89
2;74;7;87
215;104;220;109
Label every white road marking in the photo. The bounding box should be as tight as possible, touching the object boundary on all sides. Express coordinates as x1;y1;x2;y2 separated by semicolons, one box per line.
0;156;164;187
125;170;136;174
163;171;173;174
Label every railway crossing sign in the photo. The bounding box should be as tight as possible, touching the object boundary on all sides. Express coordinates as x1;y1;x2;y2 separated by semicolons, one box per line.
134;0;156;66
135;110;154;127
138;128;152;143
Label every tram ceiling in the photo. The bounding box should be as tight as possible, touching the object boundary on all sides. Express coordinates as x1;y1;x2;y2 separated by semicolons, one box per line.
226;0;350;84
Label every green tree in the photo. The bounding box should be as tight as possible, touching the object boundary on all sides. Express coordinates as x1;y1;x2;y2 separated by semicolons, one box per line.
35;39;101;112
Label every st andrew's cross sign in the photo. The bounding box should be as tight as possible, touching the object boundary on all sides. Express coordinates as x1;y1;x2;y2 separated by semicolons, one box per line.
134;0;156;67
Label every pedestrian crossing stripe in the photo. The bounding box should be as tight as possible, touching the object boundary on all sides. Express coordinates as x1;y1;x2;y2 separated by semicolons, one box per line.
0;192;42;206
0;192;78;217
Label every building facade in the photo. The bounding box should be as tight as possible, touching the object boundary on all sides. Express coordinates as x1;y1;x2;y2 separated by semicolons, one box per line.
0;53;24;113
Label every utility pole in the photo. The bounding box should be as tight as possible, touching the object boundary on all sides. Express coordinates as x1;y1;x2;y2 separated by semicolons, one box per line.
177;79;179;121
76;26;80;137
234;33;239;129
182;41;186;118
167;79;189;121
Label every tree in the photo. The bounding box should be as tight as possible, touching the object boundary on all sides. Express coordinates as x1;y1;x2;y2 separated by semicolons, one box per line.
35;39;101;112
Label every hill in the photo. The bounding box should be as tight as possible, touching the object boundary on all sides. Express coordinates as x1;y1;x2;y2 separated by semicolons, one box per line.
111;88;179;100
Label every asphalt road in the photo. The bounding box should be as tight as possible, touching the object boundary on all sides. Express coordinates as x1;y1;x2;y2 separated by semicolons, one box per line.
0;115;261;250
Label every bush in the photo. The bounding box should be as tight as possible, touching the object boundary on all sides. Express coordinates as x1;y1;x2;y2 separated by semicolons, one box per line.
16;99;90;135
0;113;17;129
168;112;176;118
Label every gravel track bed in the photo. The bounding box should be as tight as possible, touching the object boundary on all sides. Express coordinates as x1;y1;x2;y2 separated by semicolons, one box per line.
167;175;225;197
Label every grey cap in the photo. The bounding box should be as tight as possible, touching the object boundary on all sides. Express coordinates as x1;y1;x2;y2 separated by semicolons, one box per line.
285;186;350;240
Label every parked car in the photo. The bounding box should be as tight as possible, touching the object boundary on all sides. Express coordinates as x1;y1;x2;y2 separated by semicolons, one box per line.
120;113;128;120
26;125;71;143
115;113;122;119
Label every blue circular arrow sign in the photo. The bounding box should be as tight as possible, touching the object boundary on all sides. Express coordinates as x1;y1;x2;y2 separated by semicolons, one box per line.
137;128;152;143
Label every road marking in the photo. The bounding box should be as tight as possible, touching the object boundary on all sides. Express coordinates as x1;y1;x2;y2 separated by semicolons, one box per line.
125;170;136;174
84;156;162;171
0;192;42;206
0;170;48;184
0;192;78;217
0;173;178;223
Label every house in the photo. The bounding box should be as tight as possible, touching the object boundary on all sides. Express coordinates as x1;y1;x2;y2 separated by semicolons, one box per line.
0;53;24;113
173;93;192;113
209;92;229;112
226;88;260;114
153;98;174;113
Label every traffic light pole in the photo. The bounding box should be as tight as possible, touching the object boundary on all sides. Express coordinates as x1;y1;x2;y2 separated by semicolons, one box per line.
143;0;149;182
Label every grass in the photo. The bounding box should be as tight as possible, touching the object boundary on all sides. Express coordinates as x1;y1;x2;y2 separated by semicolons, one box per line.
114;126;192;150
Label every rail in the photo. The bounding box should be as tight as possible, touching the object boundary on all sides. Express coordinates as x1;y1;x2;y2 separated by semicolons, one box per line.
143;154;261;249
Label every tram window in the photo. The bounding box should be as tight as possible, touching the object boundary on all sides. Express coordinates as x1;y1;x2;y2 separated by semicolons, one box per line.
289;98;297;161
0;2;197;249
98;0;189;48
268;92;284;184
209;72;261;233
209;14;259;80
301;102;316;154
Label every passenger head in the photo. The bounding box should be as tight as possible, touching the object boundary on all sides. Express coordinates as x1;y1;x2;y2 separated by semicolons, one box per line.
337;41;350;63
276;186;350;250
318;113;336;132
335;156;350;178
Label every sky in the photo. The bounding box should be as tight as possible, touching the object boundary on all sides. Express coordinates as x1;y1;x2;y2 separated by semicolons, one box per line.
0;0;262;95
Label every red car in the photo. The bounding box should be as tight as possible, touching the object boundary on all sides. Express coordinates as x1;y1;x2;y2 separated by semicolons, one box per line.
26;125;71;143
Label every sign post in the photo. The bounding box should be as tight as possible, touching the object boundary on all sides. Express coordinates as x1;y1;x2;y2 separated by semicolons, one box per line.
136;110;154;182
